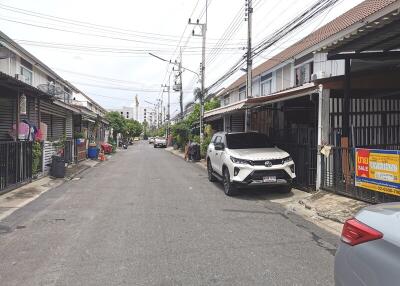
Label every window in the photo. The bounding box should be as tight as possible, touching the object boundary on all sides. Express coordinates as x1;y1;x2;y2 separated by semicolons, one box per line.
238;86;246;100
20;66;32;85
260;73;272;96
295;62;313;86
223;95;230;106
214;136;222;144
226;133;274;149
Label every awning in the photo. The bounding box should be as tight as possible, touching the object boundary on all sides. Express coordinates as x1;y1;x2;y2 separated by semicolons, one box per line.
247;83;319;107
53;100;81;114
204;99;247;119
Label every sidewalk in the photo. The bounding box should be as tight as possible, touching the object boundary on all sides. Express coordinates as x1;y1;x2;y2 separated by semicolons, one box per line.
165;147;207;169
165;147;369;236
0;159;100;221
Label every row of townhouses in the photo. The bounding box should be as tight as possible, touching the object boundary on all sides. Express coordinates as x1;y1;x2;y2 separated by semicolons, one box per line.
0;29;109;193
205;0;400;203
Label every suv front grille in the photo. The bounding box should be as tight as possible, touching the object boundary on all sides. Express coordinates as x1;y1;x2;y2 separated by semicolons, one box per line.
252;158;285;166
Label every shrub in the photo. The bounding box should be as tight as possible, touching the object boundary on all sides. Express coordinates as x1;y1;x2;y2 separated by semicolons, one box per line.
32;141;42;174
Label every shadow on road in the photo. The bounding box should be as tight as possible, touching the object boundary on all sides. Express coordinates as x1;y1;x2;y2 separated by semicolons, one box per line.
211;181;296;201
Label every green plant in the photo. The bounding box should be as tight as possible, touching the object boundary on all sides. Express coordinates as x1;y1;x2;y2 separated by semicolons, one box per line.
200;124;213;158
53;135;66;155
32;141;42;174
74;131;85;139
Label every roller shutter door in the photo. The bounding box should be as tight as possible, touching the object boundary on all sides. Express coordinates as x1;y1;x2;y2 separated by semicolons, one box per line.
52;115;65;139
0;97;15;140
40;100;66;118
40;113;65;140
230;113;244;132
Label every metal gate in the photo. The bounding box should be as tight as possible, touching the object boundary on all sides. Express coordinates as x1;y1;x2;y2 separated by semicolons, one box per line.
269;127;317;190
0;141;32;193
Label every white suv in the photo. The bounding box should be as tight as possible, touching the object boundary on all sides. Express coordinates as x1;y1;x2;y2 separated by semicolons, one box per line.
206;132;296;196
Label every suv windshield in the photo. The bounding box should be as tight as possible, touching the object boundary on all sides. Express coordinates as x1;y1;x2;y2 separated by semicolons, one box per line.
226;133;274;149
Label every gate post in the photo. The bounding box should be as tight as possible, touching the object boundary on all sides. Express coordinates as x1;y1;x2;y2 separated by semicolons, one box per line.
316;86;330;189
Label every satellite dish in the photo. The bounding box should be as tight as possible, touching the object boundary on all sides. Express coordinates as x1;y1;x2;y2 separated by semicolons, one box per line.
37;82;64;96
0;47;11;59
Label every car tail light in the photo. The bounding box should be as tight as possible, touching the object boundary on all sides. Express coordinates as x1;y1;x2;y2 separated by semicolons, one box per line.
341;218;383;246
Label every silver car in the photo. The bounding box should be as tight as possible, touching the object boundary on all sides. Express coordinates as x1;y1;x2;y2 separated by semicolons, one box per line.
334;202;400;286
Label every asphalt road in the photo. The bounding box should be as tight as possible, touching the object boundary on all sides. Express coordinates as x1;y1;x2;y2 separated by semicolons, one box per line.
0;141;338;286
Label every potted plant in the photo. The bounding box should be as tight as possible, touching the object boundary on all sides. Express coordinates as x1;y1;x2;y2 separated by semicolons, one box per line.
74;131;85;145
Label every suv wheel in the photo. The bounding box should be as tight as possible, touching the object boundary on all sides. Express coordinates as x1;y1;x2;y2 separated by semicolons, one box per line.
207;160;217;182
223;168;236;196
280;185;292;194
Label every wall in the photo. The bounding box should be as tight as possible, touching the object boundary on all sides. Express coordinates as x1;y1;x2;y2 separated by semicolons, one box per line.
313;53;345;78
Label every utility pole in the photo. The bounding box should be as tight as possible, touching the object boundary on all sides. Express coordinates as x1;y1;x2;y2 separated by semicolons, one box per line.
189;0;207;142
179;48;184;119
162;81;171;141
245;0;253;132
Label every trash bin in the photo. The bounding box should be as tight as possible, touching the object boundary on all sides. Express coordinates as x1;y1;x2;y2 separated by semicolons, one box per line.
51;155;65;178
88;144;98;159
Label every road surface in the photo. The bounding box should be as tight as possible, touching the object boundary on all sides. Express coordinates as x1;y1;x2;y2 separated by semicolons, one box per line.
0;141;337;286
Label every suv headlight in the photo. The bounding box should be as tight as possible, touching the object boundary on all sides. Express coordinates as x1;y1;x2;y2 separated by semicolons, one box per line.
283;156;293;164
230;156;254;165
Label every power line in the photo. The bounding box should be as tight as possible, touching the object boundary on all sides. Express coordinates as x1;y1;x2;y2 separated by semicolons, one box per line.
206;0;340;93
0;3;244;43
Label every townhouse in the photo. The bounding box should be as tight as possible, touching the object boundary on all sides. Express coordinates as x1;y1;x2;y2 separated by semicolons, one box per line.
205;0;400;203
0;30;109;193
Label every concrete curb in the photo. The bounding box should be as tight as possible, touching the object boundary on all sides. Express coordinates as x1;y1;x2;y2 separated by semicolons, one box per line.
165;147;207;170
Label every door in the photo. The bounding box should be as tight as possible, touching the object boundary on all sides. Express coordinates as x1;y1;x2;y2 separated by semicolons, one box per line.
213;135;224;175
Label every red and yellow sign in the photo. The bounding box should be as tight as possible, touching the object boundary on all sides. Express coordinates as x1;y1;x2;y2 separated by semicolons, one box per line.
355;149;400;197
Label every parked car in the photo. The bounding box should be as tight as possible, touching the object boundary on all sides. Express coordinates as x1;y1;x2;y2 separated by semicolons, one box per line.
149;137;154;144
134;137;140;141
334;203;400;286
206;132;296;196
154;137;167;148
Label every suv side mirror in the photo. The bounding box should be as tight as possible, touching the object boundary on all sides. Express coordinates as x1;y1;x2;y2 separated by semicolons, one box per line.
214;142;225;150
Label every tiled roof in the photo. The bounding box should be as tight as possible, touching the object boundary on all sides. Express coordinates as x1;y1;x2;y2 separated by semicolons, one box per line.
223;0;398;93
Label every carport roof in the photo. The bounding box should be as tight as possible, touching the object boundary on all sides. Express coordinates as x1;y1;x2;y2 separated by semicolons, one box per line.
322;6;400;59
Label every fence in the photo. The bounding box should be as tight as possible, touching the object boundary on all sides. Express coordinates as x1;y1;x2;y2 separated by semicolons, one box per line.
0;141;32;193
321;146;399;203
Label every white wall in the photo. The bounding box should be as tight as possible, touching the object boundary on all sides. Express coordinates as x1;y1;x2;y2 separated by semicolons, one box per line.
313;53;345;78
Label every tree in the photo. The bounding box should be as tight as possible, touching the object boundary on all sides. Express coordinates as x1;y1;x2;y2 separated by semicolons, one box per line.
106;111;126;140
205;98;220;111
125;119;143;138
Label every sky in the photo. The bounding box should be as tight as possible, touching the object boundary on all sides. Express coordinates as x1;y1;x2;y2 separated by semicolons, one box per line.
0;0;364;121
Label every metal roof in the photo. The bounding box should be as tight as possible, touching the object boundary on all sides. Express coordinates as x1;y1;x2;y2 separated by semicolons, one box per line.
0;71;51;98
204;99;247;119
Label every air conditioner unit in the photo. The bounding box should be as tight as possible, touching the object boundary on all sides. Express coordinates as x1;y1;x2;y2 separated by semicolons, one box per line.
15;74;26;81
311;71;326;81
